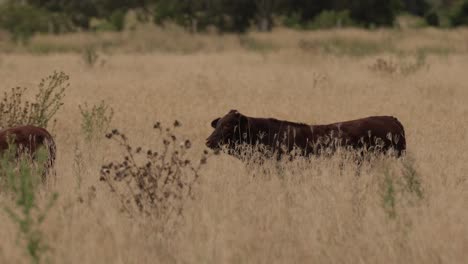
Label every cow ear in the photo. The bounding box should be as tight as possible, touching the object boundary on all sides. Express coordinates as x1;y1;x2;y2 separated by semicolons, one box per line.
211;118;220;128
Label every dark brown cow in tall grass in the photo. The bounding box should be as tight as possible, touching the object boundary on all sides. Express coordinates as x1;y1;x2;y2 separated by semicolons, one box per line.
206;110;406;159
0;125;56;179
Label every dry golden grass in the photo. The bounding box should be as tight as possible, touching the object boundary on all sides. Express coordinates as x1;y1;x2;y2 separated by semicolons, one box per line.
0;28;467;263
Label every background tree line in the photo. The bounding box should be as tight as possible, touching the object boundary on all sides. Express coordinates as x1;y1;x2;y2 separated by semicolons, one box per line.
1;0;468;42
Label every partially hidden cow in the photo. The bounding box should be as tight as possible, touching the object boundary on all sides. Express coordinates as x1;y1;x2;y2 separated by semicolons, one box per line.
206;110;406;159
0;125;56;179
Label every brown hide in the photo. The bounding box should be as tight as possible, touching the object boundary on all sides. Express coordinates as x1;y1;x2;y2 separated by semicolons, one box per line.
206;110;406;158
0;125;56;175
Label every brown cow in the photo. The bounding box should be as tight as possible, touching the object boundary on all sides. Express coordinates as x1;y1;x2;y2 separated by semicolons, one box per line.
0;125;56;179
206;110;406;159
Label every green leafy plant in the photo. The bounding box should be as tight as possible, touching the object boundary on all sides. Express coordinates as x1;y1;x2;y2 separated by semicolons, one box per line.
0;3;49;43
1;145;58;264
282;12;302;29
425;10;440;26
109;9;126;31
0;71;68;129
382;166;397;218
379;158;424;219
450;0;468;26
308;10;354;29
401;157;423;199
79;101;114;143
82;46;99;67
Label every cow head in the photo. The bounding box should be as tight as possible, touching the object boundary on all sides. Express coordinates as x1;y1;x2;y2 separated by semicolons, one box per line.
206;110;249;150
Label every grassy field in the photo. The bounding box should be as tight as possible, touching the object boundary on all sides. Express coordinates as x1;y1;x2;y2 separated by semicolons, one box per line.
0;27;467;263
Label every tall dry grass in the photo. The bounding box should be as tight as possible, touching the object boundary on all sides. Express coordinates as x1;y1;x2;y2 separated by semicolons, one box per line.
0;28;467;263
2;25;468;55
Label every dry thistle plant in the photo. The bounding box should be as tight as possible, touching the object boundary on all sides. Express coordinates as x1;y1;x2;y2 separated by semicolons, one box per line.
0;71;68;129
399;52;428;76
369;57;398;75
100;120;212;220
369;54;428;76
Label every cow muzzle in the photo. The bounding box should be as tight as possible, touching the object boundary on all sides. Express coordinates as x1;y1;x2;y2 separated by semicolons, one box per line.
205;136;222;150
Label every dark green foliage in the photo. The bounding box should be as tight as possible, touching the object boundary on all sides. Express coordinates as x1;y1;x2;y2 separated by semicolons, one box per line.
425;10;440;26
282;12;302;28
282;0;402;28
348;0;403;27
450;0;468;26
402;0;430;16
152;0;258;33
109;9;126;31
1;0;465;32
255;0;283;31
152;0;203;31
282;0;332;24
23;0;146;31
309;10;354;29
27;0;98;30
0;3;49;43
222;0;257;32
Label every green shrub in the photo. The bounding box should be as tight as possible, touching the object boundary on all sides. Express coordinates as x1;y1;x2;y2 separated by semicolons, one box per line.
282;12;302;29
0;3;49;43
382;166;397;218
401;158;423;199
450;0;468;26
425;10;440;26
0;71;68;129
79;101;114;143
153;1;199;31
47;12;74;34
349;0;403;27
1;146;58;264
93;10;126;32
109;10;126;31
309;10;354;29
379;158;424;219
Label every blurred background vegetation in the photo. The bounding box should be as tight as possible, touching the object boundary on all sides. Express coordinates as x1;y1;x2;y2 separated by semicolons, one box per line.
0;0;468;44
